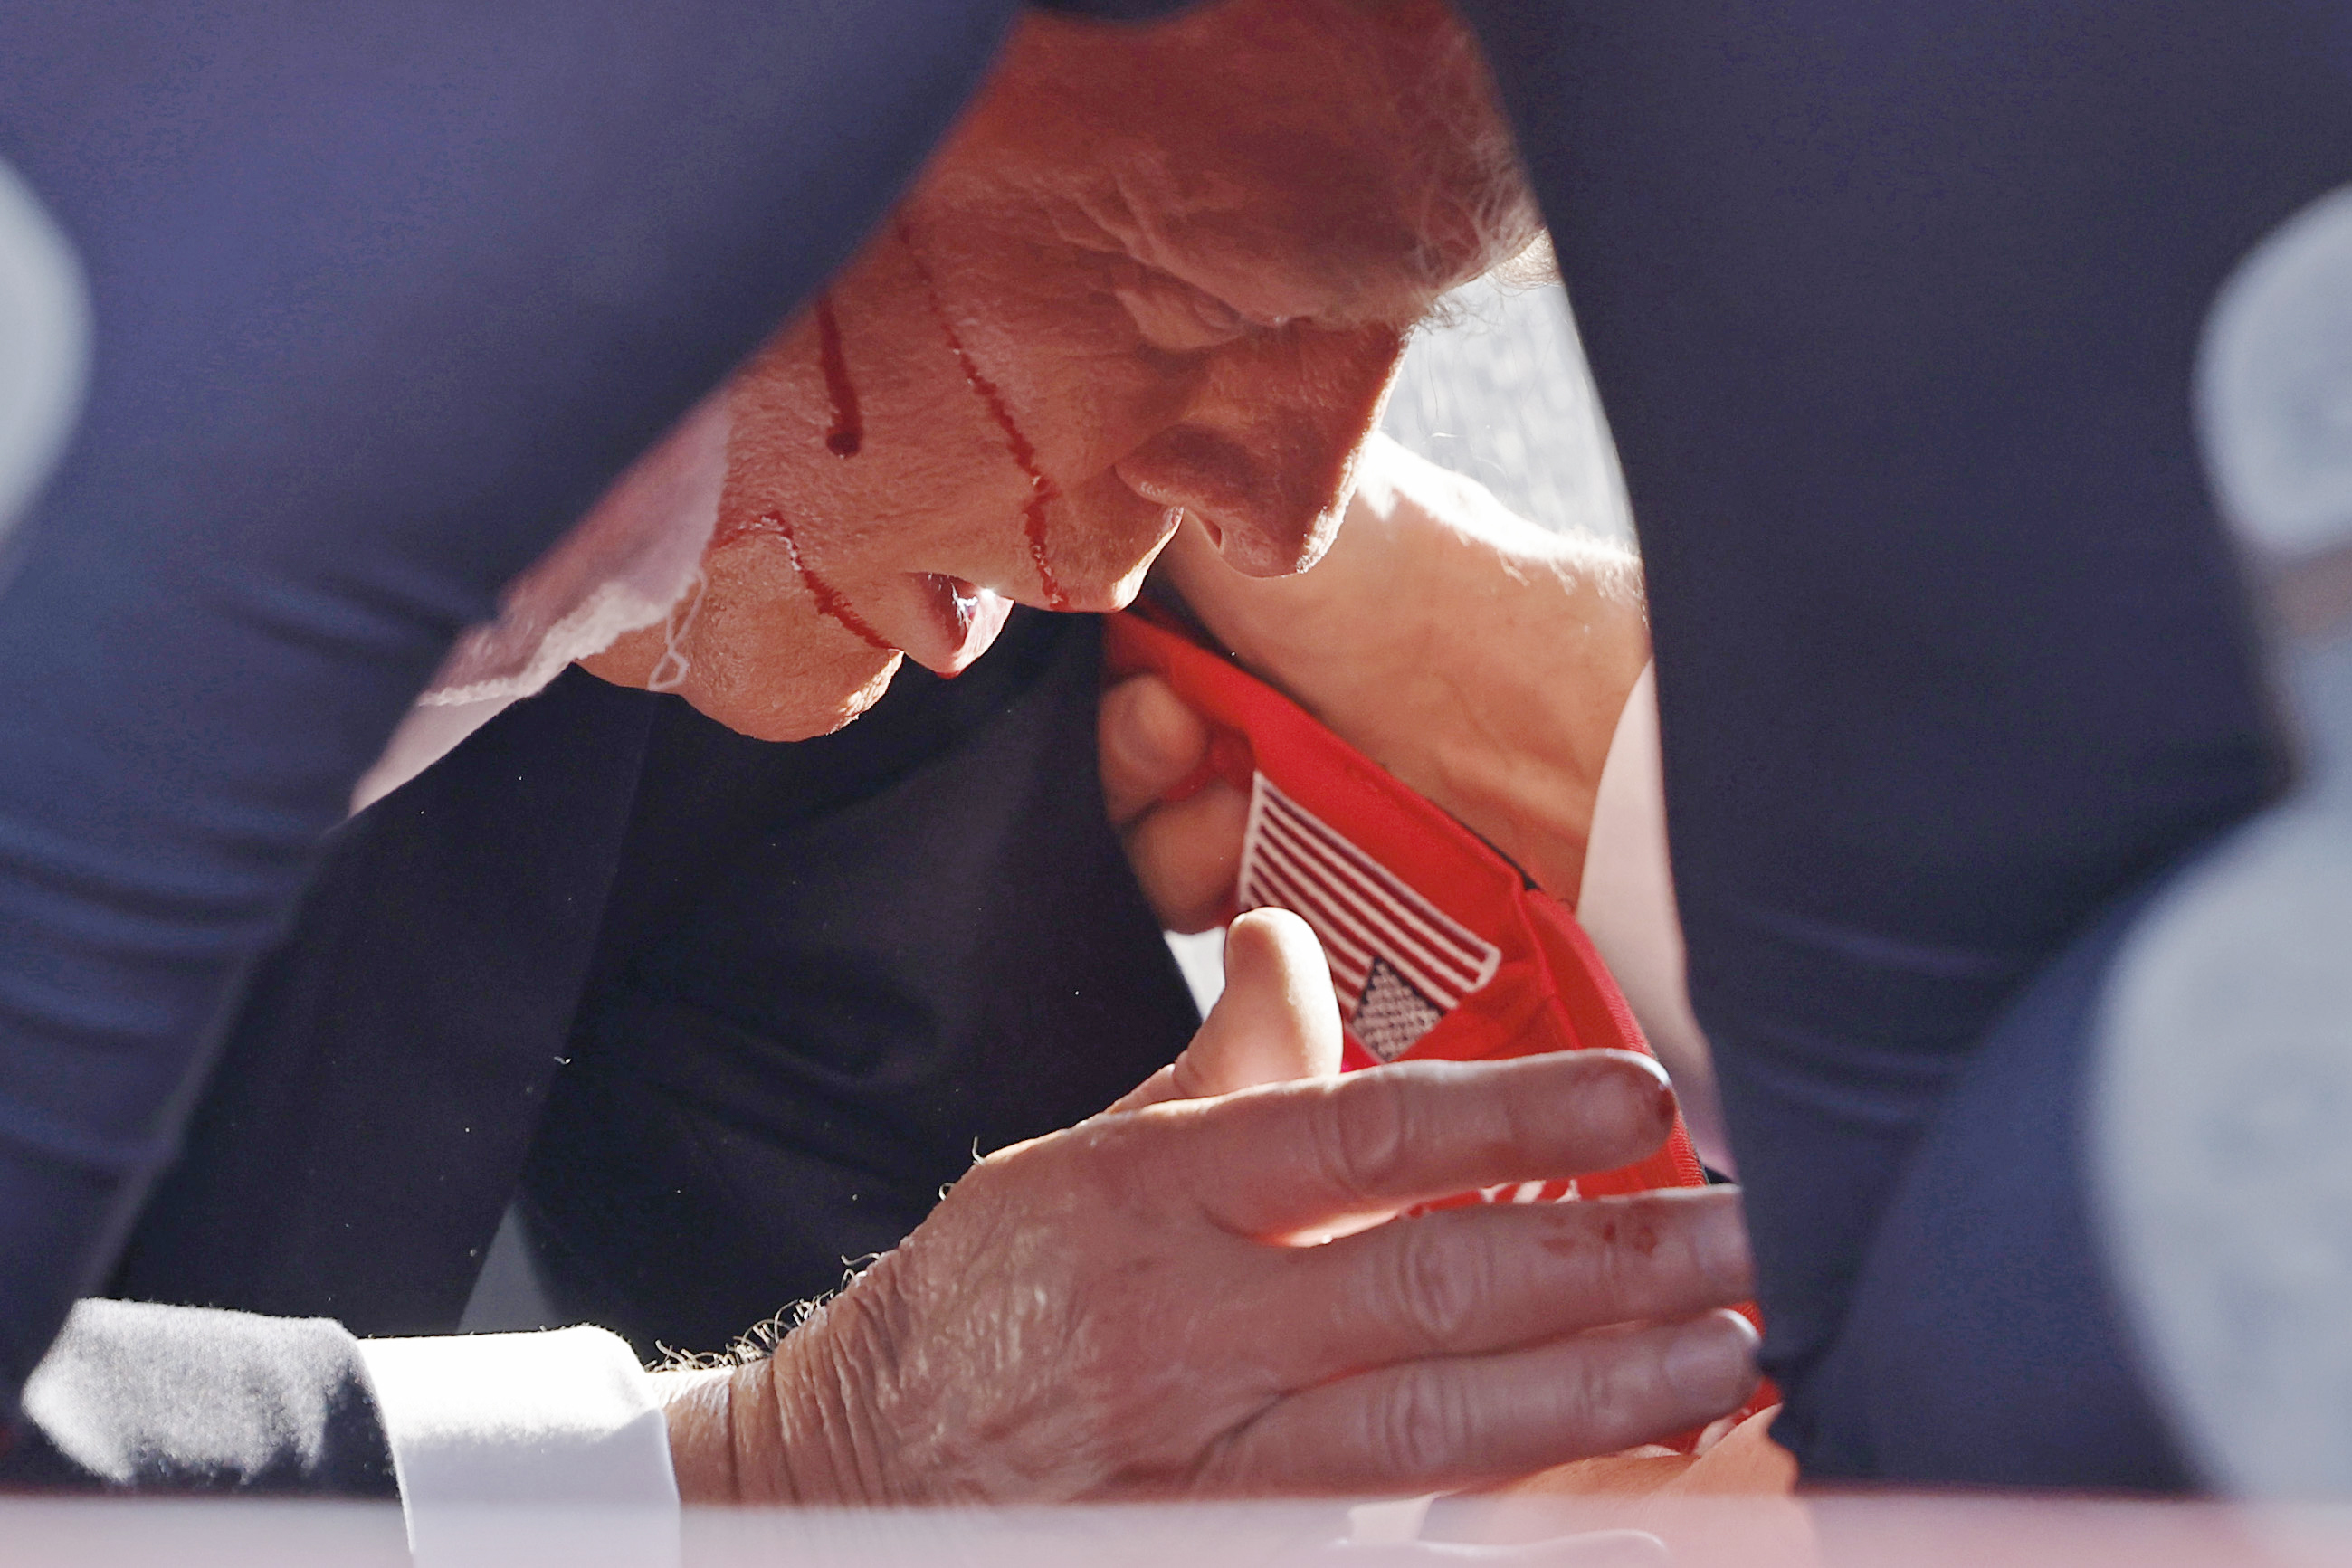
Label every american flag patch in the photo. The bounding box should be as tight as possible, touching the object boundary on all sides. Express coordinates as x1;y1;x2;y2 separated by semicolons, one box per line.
1236;772;1502;1061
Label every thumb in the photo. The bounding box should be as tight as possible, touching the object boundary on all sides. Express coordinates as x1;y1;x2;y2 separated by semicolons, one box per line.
1112;908;1343;1111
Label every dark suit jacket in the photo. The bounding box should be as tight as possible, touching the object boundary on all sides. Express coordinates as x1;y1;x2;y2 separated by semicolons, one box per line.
3;611;1194;1491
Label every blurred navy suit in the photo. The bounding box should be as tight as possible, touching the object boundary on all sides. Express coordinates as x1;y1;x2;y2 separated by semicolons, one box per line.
111;611;1200;1359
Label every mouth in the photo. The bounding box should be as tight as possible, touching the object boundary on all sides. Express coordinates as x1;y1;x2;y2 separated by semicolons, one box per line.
765;514;1015;677
772;493;1177;670
866;572;1016;676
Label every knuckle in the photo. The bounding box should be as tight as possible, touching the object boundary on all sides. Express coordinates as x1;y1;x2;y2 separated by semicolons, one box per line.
1385;1222;1485;1351
1559;1342;1632;1447
1316;1068;1417;1203
1129;803;1243;931
1374;1364;1477;1478
1075;1124;1166;1216
988;1120;1136;1214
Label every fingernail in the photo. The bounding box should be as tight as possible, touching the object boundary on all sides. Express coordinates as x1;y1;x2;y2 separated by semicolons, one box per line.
1588;1050;1672;1117
1662;1316;1758;1407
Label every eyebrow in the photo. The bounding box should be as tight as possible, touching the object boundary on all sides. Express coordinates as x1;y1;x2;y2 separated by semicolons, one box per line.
1082;187;1456;337
1145;251;1443;337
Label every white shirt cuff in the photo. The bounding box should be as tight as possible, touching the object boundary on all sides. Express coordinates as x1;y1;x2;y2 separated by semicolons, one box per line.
357;1326;679;1568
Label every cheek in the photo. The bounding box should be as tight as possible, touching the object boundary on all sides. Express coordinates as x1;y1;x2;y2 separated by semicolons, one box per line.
1047;467;1191;594
715;216;1202;594
898;214;1202;498
951;309;1206;594
974;280;1204;477
724;270;1082;576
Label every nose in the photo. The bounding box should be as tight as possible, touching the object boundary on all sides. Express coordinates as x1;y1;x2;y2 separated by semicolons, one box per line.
1116;323;1405;577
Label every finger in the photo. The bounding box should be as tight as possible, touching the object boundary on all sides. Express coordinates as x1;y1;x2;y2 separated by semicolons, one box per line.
1170;1050;1680;1239
1179;909;1343;1097
1123;777;1250;932
1100;672;1212;826
1241;1188;1751;1384
1111;909;1342;1112
1200;1310;1760;1497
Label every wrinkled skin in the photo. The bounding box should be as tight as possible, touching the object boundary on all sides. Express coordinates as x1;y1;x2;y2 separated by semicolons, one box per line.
586;0;1538;738
1098;435;1738;1176
662;912;1759;1504
1104;432;1653;932
618;0;1760;1506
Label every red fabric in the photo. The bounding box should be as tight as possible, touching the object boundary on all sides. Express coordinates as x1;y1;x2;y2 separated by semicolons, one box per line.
1107;608;1769;1437
1109;607;1704;1192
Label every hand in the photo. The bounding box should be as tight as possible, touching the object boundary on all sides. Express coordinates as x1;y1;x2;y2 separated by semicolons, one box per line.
1100;667;1252;933
660;909;1758;1505
1138;432;1651;902
1107;907;1344;1108
1102;445;1735;1172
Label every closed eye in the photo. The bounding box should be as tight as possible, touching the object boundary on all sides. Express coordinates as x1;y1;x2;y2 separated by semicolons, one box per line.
1113;269;1254;353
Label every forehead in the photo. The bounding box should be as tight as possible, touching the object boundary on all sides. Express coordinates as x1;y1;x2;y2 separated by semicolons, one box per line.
1072;136;1512;331
942;1;1532;328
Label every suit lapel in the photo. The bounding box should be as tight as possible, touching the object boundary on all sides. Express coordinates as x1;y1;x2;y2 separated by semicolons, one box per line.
110;669;657;1335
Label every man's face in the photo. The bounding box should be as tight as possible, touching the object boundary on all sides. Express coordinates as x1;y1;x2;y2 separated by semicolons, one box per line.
587;0;1534;739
